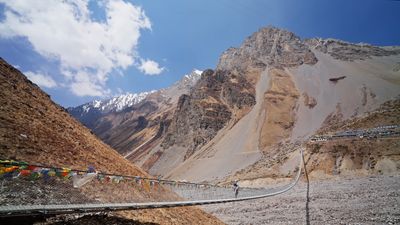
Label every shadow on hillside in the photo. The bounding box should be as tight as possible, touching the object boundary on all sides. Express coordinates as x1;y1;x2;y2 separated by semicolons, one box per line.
0;214;159;225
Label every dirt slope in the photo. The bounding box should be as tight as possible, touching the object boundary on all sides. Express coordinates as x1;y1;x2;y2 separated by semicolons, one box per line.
289;51;400;140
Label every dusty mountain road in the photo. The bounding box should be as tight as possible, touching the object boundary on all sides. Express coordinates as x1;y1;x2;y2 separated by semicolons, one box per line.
203;175;400;225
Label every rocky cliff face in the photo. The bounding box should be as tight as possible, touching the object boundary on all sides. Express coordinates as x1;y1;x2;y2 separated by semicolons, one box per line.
161;69;255;159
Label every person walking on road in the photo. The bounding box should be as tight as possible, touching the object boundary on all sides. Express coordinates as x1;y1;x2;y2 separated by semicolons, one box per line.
233;180;239;198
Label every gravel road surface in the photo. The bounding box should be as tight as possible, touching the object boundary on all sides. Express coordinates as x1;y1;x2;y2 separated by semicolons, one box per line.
203;175;400;225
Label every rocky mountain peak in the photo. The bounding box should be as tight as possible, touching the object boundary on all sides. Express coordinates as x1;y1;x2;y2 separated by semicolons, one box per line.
217;26;318;71
160;27;321;159
175;69;202;90
184;69;203;81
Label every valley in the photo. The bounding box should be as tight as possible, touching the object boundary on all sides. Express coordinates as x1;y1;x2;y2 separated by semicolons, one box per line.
1;24;399;225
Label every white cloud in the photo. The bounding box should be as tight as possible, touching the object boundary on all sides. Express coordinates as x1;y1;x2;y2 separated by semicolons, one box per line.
69;70;107;96
0;0;160;97
70;80;107;97
25;71;57;88
138;59;165;75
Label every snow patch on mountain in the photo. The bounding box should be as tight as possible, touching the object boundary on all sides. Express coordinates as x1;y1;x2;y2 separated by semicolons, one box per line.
70;69;202;116
77;91;156;114
184;69;202;79
100;92;155;111
177;69;202;89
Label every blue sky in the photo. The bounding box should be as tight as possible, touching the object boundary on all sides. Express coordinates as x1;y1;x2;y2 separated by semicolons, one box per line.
0;0;399;107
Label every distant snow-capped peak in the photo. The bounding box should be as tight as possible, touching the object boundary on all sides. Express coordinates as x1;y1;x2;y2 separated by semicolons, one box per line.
71;69;202;115
180;69;202;86
81;91;156;113
184;69;202;80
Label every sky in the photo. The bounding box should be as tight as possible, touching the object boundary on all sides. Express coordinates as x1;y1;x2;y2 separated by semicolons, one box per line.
0;0;399;107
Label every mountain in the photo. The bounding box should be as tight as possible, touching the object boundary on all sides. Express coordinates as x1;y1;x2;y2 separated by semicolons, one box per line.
69;26;400;183
68;91;155;128
0;58;222;224
68;69;202;129
68;69;202;158
148;27;400;182
74;91;155;114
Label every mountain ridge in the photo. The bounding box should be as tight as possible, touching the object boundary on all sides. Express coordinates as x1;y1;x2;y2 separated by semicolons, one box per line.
68;69;202;125
68;69;203;157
